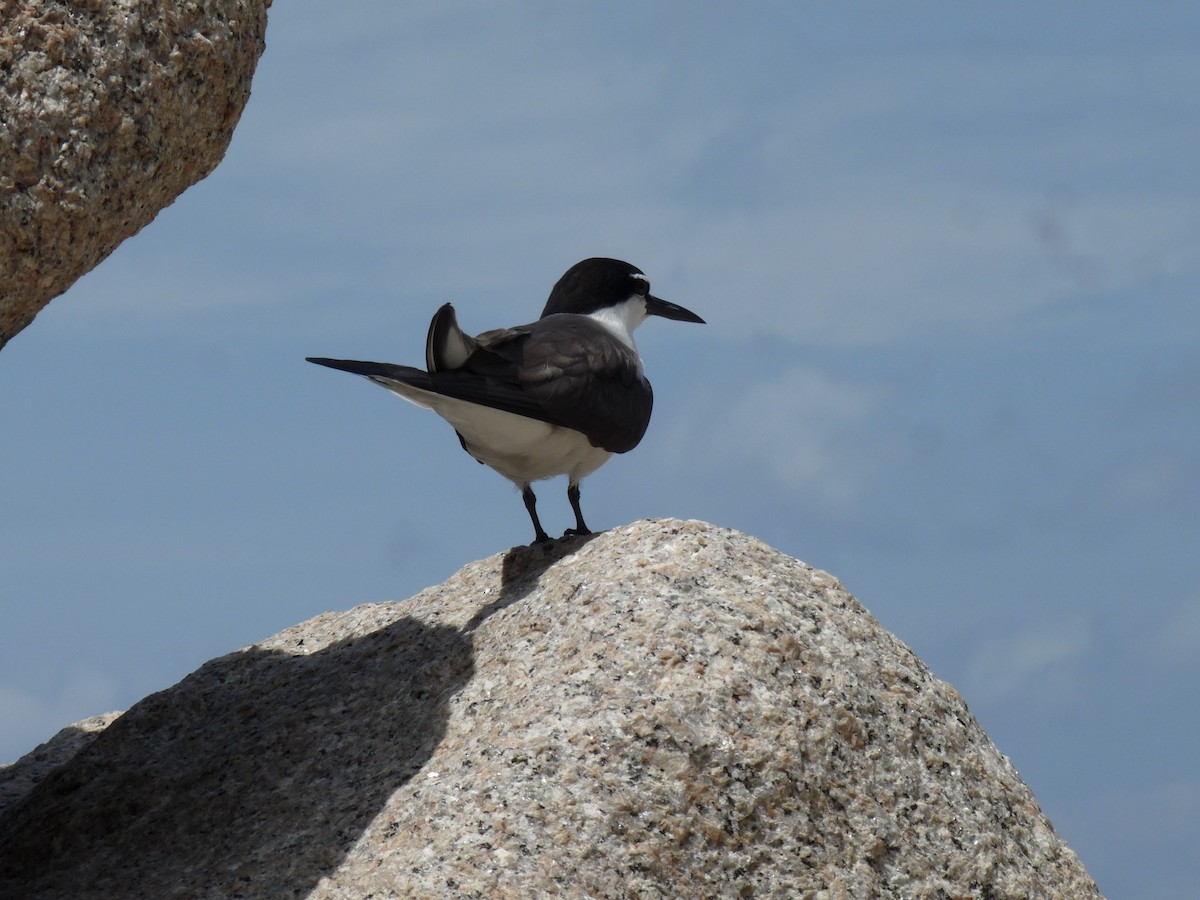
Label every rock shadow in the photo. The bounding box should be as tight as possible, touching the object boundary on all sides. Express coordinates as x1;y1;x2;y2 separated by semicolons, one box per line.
464;531;600;632
0;718;117;816
0;616;473;899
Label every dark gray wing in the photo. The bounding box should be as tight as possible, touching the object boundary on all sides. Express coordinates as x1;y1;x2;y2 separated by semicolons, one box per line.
307;313;654;454
305;357;556;426
467;315;654;453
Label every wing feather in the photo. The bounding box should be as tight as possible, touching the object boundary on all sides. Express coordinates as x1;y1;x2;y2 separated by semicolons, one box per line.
306;313;654;454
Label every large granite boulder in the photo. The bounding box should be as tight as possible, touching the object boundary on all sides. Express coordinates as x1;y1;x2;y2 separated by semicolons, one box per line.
0;519;1100;897
0;0;272;350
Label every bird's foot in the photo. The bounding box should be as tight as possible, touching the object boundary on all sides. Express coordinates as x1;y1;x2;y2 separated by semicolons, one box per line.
562;527;592;538
531;530;553;545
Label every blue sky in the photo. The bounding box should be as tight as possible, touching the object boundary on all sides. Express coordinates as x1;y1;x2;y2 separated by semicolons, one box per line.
3;3;1198;895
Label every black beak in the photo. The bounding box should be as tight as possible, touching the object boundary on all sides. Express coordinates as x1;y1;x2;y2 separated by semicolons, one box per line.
646;294;705;324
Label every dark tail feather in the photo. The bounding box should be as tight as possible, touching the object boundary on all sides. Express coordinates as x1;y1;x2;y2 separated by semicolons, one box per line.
306;356;555;426
306;357;427;384
425;303;476;372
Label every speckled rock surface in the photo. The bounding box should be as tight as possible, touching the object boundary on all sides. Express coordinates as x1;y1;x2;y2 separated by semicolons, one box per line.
0;0;271;350
0;519;1100;898
0;712;121;815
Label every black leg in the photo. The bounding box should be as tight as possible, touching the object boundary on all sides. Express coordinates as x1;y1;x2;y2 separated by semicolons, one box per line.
564;482;591;537
522;485;551;544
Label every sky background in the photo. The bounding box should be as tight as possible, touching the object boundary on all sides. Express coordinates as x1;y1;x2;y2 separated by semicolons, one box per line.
2;3;1198;895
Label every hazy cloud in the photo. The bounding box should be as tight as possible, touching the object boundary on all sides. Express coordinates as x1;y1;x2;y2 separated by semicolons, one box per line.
0;670;120;762
966;615;1095;709
689;366;894;512
1140;594;1200;672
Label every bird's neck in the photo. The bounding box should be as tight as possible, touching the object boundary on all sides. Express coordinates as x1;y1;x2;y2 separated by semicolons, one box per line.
584;296;646;354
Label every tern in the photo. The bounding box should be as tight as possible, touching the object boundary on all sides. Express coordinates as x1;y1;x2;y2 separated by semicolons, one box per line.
307;257;704;544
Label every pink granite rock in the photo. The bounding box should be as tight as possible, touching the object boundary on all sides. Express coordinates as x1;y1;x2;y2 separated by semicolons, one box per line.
0;0;271;350
0;519;1101;898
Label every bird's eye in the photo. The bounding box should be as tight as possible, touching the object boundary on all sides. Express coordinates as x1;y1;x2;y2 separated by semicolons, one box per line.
632;276;650;296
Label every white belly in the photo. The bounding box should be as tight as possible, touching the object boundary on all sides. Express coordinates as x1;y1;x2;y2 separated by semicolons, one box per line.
382;382;613;485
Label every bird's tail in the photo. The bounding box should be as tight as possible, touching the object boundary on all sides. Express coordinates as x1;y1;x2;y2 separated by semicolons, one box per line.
306;357;428;384
425;303;477;372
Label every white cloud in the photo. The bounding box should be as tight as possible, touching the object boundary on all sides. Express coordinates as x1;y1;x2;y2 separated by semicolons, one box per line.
965;615;1095;709
54;6;1200;345
678;366;893;512
667;187;1200;348
1105;455;1191;512
1140;594;1200;672
0;670;121;764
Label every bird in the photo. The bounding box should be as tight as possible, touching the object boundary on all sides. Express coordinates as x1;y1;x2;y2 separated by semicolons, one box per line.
307;257;705;544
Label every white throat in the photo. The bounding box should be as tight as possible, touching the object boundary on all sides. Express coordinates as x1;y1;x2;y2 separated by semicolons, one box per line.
584;295;647;354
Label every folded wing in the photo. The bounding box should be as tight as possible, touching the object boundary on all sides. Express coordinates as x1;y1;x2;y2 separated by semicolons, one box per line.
307;310;654;454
